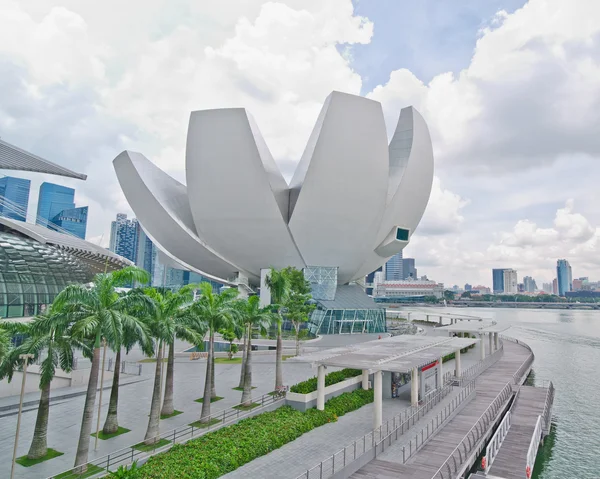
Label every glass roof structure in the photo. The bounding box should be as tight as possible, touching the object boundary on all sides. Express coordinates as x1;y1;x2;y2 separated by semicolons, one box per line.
292;335;478;373
0;139;87;180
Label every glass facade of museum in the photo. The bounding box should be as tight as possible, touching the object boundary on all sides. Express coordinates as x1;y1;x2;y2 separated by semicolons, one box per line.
308;284;387;335
0;231;90;318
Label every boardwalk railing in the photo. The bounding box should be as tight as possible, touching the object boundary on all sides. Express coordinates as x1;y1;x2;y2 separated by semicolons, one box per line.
374;380;477;464
526;415;544;477
541;381;555;435
453;341;504;386
432;381;513;479
483;410;512;473
48;391;285;479
294;381;466;479
499;335;535;385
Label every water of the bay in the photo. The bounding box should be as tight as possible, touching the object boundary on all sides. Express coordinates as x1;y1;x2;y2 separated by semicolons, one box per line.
403;306;600;479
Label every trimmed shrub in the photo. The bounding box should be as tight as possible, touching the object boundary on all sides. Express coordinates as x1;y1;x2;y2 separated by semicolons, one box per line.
289;368;362;394
136;388;373;479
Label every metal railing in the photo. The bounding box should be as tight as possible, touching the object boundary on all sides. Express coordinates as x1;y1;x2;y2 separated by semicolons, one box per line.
432;381;513;479
295;381;475;479
526;415;544;476
374;380;476;464
499;335;535;385
453;341;504;386
541;381;555;435
483;410;512;473
48;391;285;479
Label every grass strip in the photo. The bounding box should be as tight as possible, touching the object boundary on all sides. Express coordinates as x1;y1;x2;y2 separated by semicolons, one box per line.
91;426;130;440
133;438;171;452
55;464;104;478
214;357;242;364
188;418;221;428
231;386;256;391
194;396;223;403
161;410;184;419
16;448;64;467
232;402;260;411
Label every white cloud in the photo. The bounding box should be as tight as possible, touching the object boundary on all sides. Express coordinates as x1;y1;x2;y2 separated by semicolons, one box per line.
417;177;469;236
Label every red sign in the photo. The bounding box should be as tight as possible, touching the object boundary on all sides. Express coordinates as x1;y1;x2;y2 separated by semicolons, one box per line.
421;361;439;372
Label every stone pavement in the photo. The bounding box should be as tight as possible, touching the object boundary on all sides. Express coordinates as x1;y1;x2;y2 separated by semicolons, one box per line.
0;341;319;479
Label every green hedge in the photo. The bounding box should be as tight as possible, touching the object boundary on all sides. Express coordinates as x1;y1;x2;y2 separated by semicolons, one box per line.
289;368;362;394
136;389;373;479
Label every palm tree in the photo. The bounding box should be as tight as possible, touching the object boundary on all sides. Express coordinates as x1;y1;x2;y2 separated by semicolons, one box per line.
237;296;273;406
103;290;154;435
191;283;238;423
0;322;10;364
141;287;205;443
54;266;151;471
265;268;290;389
0;309;88;459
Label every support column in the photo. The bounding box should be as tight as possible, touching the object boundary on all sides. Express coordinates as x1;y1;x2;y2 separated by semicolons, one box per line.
489;333;493;354
494;332;499;350
480;333;486;360
317;365;325;411
362;369;369;390
439;316;443;326
426;314;429;323
411;367;419;407
373;370;383;429
455;349;462;378
437;358;443;389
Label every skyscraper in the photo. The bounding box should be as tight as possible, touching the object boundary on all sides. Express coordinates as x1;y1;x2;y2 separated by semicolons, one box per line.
36;182;88;239
0;176;30;221
385;251;403;281
108;213;139;262
503;269;518;294
556;259;573;296
492;269;508;294
402;258;417;279
523;276;537;293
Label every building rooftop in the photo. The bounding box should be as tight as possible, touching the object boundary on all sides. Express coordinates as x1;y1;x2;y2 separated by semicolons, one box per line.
291;334;478;373
0;138;87;180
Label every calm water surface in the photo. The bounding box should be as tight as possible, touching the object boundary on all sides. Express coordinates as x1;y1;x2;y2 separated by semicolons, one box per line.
406;307;600;479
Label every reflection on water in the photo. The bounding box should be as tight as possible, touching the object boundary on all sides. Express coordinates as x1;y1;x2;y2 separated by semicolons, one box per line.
400;306;600;479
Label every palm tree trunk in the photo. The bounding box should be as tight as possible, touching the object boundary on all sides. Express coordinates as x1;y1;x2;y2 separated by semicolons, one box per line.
74;344;101;470
27;382;50;459
102;348;121;434
241;331;253;406
200;330;214;422
143;342;163;444
275;319;283;389
238;328;247;389
161;342;175;416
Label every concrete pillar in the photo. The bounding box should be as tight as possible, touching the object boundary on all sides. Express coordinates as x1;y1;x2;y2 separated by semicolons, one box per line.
411;367;419;407
437;358;443;389
494;332;499;350
374;370;383;429
439;316;443;325
362;369;369;390
317;365;325;410
480;333;486;360
489;333;493;354
455;349;462;377
426;314;429;323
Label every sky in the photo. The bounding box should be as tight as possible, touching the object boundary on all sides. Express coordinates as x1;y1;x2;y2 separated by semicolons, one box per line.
0;0;599;289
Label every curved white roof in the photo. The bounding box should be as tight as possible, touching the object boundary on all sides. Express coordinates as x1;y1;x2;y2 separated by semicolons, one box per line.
0;138;87;180
0;216;131;273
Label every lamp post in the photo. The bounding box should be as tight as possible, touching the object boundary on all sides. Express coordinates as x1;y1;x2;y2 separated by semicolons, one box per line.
11;353;34;479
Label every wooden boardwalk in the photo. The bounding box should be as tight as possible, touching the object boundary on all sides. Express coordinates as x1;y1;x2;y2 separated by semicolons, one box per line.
487;385;549;479
350;340;532;479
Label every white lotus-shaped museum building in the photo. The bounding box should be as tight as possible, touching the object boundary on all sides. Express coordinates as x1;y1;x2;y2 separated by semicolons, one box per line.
113;91;433;305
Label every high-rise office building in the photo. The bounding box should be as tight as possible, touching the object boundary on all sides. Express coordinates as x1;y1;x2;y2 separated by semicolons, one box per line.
402;258;417;279
108;213;139;262
0;176;30;221
36;182;88;238
492;269;508;294
542;282;553;294
556;259;573;296
385;251;403;281
552;278;558;295
503;269;518;294
464;283;472;291
523;276;537;293
135;227;155;278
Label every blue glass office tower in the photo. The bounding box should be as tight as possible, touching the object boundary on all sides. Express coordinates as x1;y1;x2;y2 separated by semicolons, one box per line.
492;269;507;294
109;214;139;262
36;182;88;239
385;251;403;281
556;259;572;296
0;176;30;221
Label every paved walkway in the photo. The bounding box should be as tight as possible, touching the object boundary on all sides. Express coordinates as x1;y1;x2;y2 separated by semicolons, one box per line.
350;340;532;479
